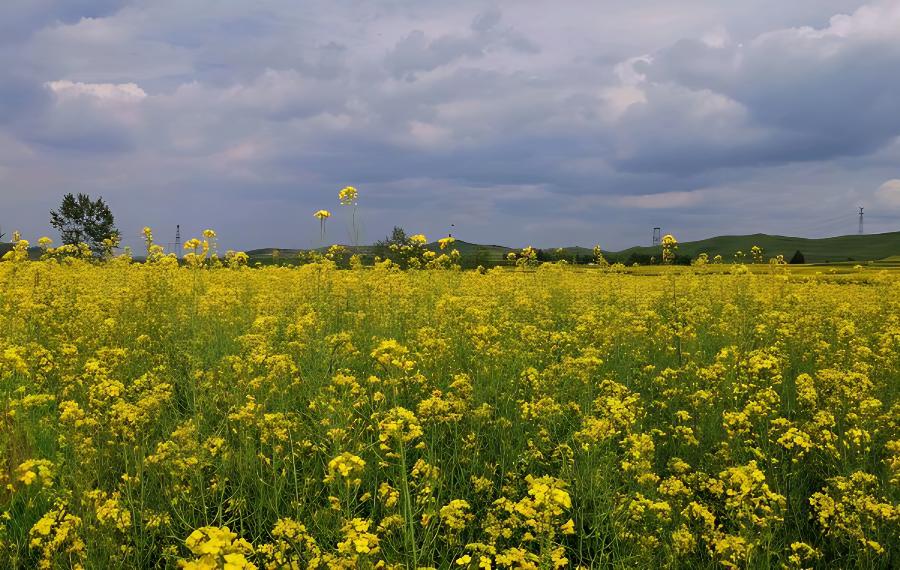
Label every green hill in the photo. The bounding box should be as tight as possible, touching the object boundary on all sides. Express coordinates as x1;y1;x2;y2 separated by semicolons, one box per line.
610;231;900;264
443;232;900;265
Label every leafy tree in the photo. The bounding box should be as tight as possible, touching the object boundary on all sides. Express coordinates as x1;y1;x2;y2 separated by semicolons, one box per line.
374;226;412;262
50;193;119;254
789;250;806;264
375;226;410;249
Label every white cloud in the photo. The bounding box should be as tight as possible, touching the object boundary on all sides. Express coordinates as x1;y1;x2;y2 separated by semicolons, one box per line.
875;178;900;208
817;0;900;38
700;26;731;48
405;120;453;148
46;80;146;102
614;55;653;86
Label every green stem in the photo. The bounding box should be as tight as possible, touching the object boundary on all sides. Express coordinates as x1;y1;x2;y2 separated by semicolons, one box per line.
398;442;418;567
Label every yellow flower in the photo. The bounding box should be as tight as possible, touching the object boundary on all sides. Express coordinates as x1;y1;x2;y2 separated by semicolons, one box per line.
15;459;55;489
181;526;256;569
661;234;678;264
86;489;131;532
378;406;423;448
29;502;85;568
324;451;366;486
440;499;473;531
337;518;379;556
339;186;359;205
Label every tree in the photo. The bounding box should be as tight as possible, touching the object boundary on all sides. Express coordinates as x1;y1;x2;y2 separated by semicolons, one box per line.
50;193;119;254
374;226;410;260
789;250;806;265
375;226;410;249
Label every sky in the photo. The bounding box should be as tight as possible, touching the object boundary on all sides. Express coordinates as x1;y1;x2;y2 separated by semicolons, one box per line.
2;0;900;251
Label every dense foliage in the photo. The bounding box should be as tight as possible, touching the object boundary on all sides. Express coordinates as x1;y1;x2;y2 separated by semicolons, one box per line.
49;193;119;255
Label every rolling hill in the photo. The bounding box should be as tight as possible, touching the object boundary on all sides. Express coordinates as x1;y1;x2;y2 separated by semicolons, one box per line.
610;231;900;264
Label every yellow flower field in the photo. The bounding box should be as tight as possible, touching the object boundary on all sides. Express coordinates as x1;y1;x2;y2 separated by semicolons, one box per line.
1;250;898;568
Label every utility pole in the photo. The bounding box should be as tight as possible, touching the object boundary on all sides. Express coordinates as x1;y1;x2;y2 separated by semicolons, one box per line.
167;225;182;256
858;207;864;235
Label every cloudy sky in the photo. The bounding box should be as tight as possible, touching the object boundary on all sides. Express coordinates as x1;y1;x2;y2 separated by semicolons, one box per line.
2;0;900;251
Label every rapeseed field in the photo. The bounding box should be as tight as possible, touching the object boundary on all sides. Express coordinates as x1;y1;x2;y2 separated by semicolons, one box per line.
0;234;898;568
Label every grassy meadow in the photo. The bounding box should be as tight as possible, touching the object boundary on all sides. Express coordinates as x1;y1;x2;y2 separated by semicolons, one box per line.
1;241;899;568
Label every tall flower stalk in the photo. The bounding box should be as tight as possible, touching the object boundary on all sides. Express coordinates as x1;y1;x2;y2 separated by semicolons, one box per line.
339;186;359;247
661;234;678;265
314;210;331;245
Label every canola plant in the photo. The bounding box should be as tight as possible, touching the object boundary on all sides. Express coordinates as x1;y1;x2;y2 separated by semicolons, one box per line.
0;233;898;569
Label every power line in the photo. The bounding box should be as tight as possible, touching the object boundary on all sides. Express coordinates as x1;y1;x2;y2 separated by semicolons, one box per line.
792;213;856;235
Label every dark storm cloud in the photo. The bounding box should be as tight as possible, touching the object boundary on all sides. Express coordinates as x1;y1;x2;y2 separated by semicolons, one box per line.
629;13;900;173
1;0;898;251
0;0;133;43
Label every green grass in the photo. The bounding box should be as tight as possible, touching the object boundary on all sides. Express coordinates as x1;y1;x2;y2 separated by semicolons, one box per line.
613;231;900;264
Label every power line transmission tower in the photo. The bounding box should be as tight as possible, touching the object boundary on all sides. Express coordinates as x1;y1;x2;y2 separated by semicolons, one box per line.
175;225;181;257
652;227;661;247
858;207;864;234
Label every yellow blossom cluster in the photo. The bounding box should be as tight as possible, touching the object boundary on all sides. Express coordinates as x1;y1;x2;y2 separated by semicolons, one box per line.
325;452;366;486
